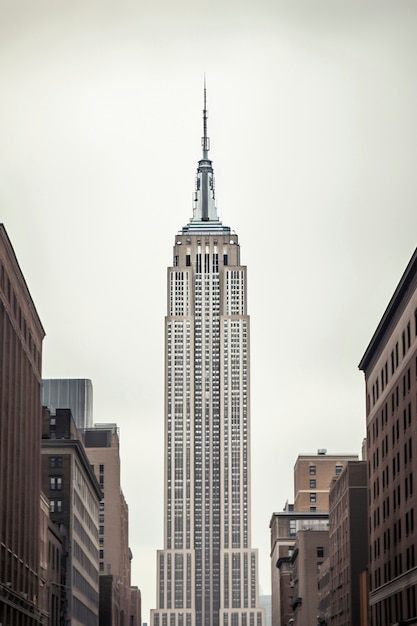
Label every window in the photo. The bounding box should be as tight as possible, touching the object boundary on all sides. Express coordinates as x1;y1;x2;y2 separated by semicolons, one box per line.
335;465;343;475
310;493;317;503
317;546;324;558
309;479;316;488
50;456;62;468
50;477;62;491
99;464;104;474
309;465;316;475
50;500;62;513
310;506;317;512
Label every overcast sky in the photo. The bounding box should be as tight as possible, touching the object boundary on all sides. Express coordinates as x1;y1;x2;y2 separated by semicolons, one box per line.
1;0;417;620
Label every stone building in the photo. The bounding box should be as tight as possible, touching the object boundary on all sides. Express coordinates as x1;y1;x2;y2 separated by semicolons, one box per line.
83;424;141;626
41;407;102;625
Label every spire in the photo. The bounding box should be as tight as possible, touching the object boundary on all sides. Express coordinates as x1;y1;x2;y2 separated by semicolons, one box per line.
202;76;210;159
182;82;231;234
191;80;218;223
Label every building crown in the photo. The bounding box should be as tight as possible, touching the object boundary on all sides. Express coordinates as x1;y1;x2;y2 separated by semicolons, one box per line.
182;81;231;234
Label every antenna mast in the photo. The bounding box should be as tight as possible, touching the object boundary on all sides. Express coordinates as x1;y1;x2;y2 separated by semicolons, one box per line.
202;76;210;157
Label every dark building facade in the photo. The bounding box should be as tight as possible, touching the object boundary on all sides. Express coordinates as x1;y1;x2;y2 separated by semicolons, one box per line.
359;248;417;625
328;460;368;626
0;224;47;626
41;408;102;626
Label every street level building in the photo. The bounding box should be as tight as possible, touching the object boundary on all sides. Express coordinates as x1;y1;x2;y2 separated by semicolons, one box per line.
41;408;102;626
270;509;329;626
327;460;368;626
83;424;141;626
271;451;357;626
359;248;417;625
290;529;329;626
0;224;47;626
150;91;264;626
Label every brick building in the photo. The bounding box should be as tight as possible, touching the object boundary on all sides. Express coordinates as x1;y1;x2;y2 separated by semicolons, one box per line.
327;460;368;626
294;451;358;513
0;224;47;626
271;451;358;626
359;247;417;624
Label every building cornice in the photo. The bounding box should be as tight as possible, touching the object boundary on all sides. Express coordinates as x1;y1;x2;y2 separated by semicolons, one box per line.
0;223;45;339
359;247;417;374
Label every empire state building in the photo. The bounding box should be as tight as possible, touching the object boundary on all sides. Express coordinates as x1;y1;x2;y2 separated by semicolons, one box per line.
151;91;264;626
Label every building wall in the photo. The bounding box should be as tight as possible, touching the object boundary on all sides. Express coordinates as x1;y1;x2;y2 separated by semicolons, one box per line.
129;586;142;626
359;248;417;625
0;224;46;626
41;409;101;626
294;453;358;513
46;519;62;626
271;453;357;626
152;228;264;626
317;556;331;625
39;493;50;615
270;511;329;626
275;555;292;626
291;530;329;626
270;510;296;626
83;426;134;625
328;461;367;626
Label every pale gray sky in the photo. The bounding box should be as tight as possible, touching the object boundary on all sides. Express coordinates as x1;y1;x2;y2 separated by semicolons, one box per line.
1;0;417;620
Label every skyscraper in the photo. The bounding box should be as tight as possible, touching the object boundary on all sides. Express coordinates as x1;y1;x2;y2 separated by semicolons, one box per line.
151;91;264;626
42;378;93;430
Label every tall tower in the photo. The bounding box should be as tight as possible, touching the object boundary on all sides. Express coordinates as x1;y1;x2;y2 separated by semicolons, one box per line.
151;90;264;626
